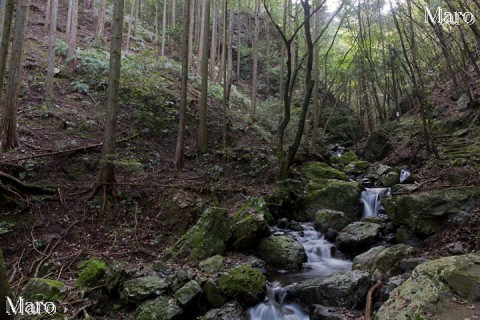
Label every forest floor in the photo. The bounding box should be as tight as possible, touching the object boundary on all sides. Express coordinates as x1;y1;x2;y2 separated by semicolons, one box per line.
0;1;479;319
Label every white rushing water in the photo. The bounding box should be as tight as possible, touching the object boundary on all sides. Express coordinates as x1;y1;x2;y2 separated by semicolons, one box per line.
361;187;390;217
248;224;352;320
399;169;411;183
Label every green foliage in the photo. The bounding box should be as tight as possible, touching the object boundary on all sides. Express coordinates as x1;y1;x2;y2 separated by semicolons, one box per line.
55;40;68;57
76;258;107;288
75;48;110;77
71;81;89;93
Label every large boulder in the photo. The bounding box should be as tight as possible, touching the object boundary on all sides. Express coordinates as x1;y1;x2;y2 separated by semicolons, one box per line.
335;222;382;256
76;258;107;288
378;172;399;187
331;151;359;169
352;244;416;280
203;301;247;320
254;235;306;271
382;186;480;235
199;255;225;274
343;160;370;175
303;179;361;220
229;198;272;251
22;278;66;301
135;295;183;320
375;252;480;320
120;276;169;305
314;209;351;235
289;270;371;309
362;130;390;162
165;208;230;264
303;162;349;181
174;280;202;307
218;265;266;306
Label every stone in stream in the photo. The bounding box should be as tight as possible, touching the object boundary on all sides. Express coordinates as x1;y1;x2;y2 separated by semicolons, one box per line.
314;209;351;235
203;301;247;320
302;162;349;182
335;222;382;256
289;270;371;309
375;251;480;320
310;304;363;320
254;235;307;271
218;265;266;306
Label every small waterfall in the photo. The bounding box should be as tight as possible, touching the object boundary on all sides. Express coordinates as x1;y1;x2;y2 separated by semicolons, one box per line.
248;282;308;320
400;169;411;183
361;187;390;217
248;224;352;320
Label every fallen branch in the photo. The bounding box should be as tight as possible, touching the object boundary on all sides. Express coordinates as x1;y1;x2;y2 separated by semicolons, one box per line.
0;133;139;164
0;171;55;195
365;280;382;320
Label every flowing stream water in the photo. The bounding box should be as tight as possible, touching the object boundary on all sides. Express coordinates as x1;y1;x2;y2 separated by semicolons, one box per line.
248;224;352;320
360;188;390;217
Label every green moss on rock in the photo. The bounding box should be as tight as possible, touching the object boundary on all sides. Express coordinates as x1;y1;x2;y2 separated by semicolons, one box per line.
218;265;266;306
135;295;183;320
255;235;306;271
76;258;107;288
22;278;66;301
302;162;349;181
314;209;351;234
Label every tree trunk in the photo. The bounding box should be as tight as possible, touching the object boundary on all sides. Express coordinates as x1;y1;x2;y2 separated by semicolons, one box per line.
196;0;205;75
174;0;190;169
171;0;176;27
96;0;125;197
133;0;140;36
209;0;217;79
0;248;13;320
95;0;106;44
226;7;233;101
187;0;195;67
216;0;225;83
0;0;14;104
66;0;78;67
236;3;241;82
0;0;29;152
44;0;51;35
126;0;136;50
279;0;287;101
46;0;58;107
198;0;210;153
251;0;260;119
66;0;73;45
161;0;167;55
221;0;228;149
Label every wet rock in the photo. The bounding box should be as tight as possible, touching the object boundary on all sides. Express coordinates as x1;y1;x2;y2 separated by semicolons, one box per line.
395;226;422;247
135;295;183;320
105;261;126;294
199;255;225;274
330;151;359;169
378;172;399;188
218;265;266;306
302;162;349;181
335;222;382;256
165;207;230;264
202;279;225;308
203;301;247;320
120;276;168;305
289;270;371;309
362;130;390;162
375;252;480;320
303;179;361;220
314;209;351;235
174;280;202;307
383;273;410;296
352;244;416;280
248;255;266;269
22;278;66;301
310;304;363;320
365;163;392;181
255;235;306;271
229;198;272;251
457;93;471;110
344;160;370;175
399;257;429;273
390;184;419;194
382;186;480;235
447;241;466;255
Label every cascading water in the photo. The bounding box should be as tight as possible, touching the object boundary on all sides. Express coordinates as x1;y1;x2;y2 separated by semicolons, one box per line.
361;187;390;217
400;169;411;183
248;224;352;319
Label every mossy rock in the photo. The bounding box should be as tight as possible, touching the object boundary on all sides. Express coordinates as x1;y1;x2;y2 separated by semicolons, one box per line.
382;186;480;235
302;162;349;182
344;160;370;175
202;279;225;308
335;222;382;256
120;276;169;305
218;265;266;306
375;252;480;320
174;280;202;307
105;261;126;294
199;255;224;274
229;198;272;251
362;130;390;162
135;295;183;320
22;278;66;302
254;235;306;271
331;151;359;169
314;209;351;234
76;258;107;288
302;179;361;220
378;172;399;187
165;207;230;264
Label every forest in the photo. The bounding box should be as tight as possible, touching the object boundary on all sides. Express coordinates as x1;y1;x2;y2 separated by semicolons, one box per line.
0;0;479;319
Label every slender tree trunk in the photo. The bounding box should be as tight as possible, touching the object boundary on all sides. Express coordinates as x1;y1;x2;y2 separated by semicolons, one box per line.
188;0;195;67
209;0;217;79
199;0;210;153
96;0;125;200
66;0;73;45
154;3;158;42
95;0;106;44
133;0;140;36
311;52;319;148
0;0;29;152
161;0;167;55
236;4;241;82
0;248;13;320
222;0;229;149
279;0;287;101
46;0;58;107
126;0;136;50
44;0;51;35
216;0;226;83
174;0;190;169
171;0;176;27
196;0;205;75
66;0;78;67
0;0;6;38
0;0;14;104
251;0;260;119
226;8;233;101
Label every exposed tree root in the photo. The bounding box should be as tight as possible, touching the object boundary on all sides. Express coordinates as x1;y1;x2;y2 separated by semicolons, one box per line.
365;280;382;320
0;171;55;195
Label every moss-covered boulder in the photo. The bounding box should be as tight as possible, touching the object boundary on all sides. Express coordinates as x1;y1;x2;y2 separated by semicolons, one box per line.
335;222;382;256
378;172;399;187
314;209;351;235
303;162;349;182
76;258;107;288
352;244;416;280
382;186;480;235
165;207;230;264
22;278;66;301
331;151;359;169
135;295;183;320
199;255;224;274
105;261;126;294
255;236;306;271
202;301;246;320
202;279;225;308
218;265;266;305
120;276;169;305
375;252;480;320
229;198;272;251
289;270;371;309
362;130;390;162
302;179;361;220
344;160;370;175
174;280;202;307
